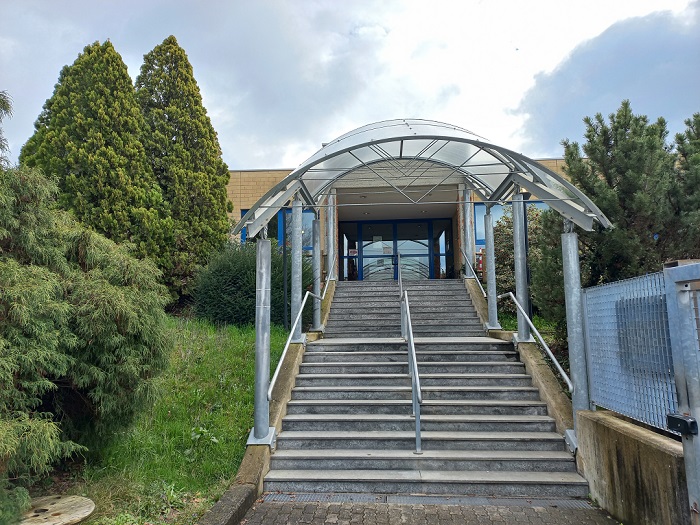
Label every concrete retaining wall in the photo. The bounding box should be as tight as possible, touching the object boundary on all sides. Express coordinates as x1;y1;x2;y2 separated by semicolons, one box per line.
577;410;689;525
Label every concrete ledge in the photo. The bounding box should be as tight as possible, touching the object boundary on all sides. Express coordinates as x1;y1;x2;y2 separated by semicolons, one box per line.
321;279;337;327
577;410;689;525
486;331;573;436
517;342;573;435
463;278;488;327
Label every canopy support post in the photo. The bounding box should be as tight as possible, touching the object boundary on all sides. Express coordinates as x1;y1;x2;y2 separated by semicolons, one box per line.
484;207;501;330
291;194;304;343
513;191;533;342
312;216;322;331
247;238;275;446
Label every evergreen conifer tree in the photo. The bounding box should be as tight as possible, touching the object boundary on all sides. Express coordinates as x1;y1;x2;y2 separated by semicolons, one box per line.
560;100;677;284
674;113;700;258
136;35;231;294
0;90;11;167
20;41;173;266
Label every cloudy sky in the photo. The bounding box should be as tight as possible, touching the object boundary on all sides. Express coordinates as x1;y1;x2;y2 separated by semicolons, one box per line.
1;0;698;169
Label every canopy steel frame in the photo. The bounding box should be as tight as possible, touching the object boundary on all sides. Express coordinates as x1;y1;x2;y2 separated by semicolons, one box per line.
234;119;611;239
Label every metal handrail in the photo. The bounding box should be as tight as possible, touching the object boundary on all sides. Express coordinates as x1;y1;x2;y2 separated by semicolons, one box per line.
497;291;573;392
397;255;422;453
268;257;336;401
460;247;486;298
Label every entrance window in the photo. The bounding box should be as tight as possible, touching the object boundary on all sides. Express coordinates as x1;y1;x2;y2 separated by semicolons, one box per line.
339;222;359;281
432;219;454;279
338;218;454;281
361;223;395;281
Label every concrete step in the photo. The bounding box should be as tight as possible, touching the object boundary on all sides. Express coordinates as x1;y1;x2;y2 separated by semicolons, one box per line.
295;373;532;387
281;414;556;433
412;330;486;337
303;351;518;363
323;327;485;336
264;469;588;498
275;431;568;451
326;313;481;323
285;399;549;416
306;340;511;352
269;449;576;472
298;361;526;375
326;314;483;329
290;385;540;401
331;292;473;300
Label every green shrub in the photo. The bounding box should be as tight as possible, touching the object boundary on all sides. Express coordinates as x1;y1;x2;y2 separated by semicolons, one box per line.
0;165;171;522
193;241;312;327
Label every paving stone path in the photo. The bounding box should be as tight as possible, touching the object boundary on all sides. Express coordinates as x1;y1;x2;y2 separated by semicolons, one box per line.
240;498;621;524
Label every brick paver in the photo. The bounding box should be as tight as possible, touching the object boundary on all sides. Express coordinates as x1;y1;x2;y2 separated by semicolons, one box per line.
240;500;621;524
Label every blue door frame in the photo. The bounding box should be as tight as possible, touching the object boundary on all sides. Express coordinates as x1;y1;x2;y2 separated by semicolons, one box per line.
339;218;453;281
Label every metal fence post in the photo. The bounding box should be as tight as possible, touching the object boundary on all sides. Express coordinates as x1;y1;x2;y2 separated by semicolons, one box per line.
484;207;501;329
561;220;590;448
291;195;303;342
512;192;531;341
247;239;275;446
664;262;700;520
312;217;322;330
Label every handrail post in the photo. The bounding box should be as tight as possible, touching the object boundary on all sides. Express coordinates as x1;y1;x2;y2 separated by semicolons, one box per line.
312;217;322;330
247;239;276;446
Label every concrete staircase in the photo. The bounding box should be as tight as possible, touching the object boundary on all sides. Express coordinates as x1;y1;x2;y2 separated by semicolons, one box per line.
323;280;485;339
264;280;588;498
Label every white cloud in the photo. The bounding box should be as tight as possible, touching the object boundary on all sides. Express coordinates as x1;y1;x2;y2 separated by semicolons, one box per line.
0;0;695;167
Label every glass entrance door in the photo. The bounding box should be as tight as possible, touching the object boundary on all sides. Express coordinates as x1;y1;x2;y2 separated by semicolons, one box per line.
339;219;454;281
361;223;394;281
396;222;430;280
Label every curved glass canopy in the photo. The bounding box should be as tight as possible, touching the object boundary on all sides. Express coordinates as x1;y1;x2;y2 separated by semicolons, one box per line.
235;119;611;238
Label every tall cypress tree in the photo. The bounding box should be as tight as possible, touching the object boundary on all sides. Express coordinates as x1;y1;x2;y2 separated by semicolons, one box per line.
136;35;231;294
20;41;172;266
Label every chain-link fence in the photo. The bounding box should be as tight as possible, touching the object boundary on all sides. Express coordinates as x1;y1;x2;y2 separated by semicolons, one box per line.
583;272;679;434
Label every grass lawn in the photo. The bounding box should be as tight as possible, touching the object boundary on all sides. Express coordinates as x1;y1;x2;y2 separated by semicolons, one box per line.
40;317;286;525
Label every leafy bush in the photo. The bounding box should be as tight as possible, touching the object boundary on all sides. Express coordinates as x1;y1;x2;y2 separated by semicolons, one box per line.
0;165;171;521
193;241;312;327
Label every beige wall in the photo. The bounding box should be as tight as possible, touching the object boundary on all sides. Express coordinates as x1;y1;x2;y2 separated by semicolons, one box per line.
228;169;290;218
